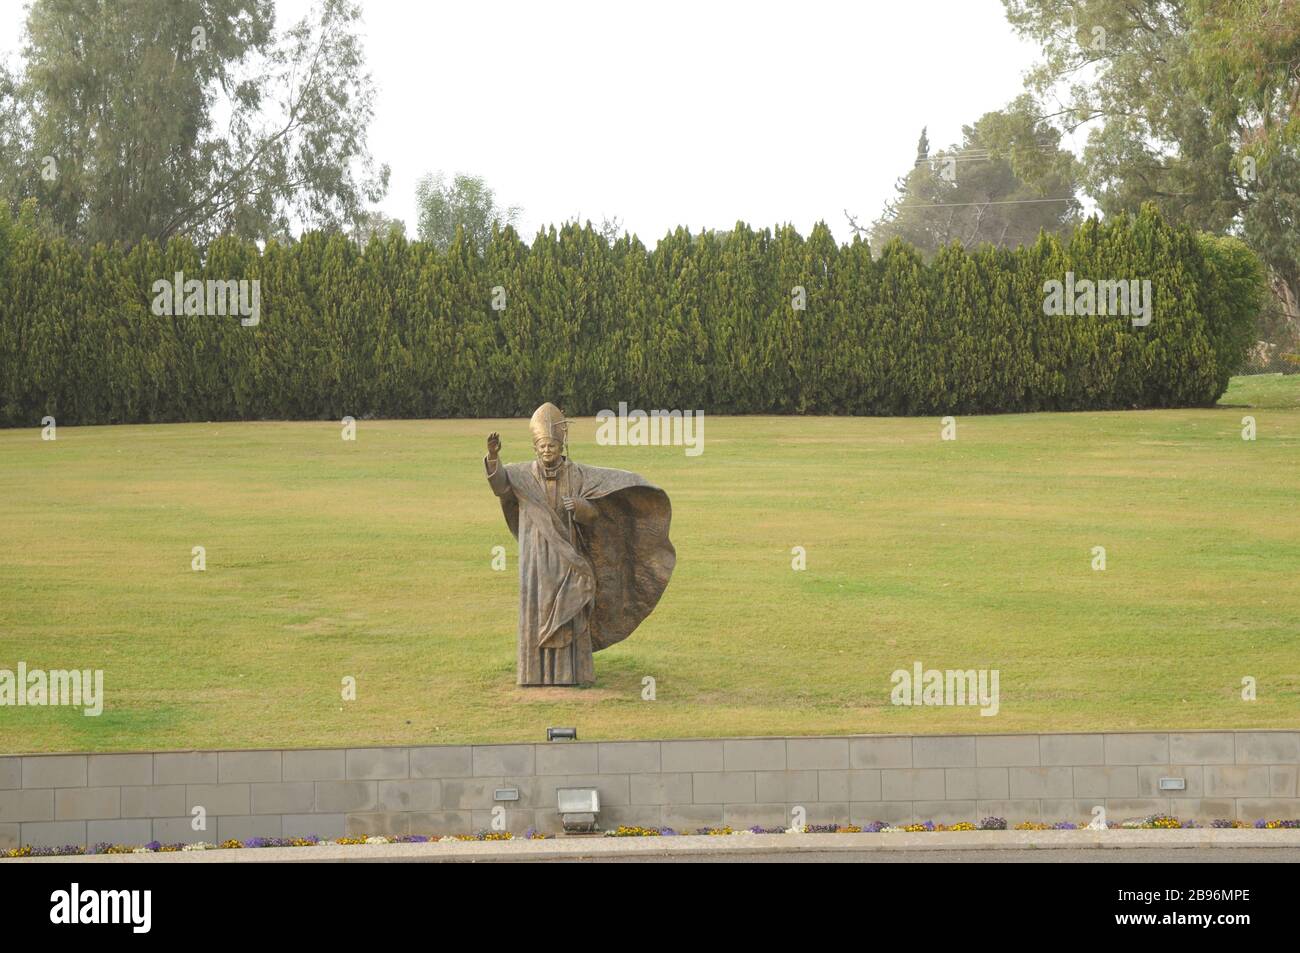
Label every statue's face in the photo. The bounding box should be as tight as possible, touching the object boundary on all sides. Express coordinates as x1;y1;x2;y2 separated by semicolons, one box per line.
535;437;562;466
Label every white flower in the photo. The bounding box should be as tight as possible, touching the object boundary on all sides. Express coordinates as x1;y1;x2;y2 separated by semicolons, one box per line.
785;825;806;834
438;836;458;843
132;847;150;854
364;836;389;845
882;826;904;833
181;842;213;851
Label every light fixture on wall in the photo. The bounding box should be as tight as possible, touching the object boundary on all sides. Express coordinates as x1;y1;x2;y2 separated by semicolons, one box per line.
557;787;600;833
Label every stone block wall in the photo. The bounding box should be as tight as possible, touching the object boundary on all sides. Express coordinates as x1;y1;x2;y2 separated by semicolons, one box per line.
2;731;1298;847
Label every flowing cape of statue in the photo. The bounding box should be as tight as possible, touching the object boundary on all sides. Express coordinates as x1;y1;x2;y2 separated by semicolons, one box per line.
494;460;675;651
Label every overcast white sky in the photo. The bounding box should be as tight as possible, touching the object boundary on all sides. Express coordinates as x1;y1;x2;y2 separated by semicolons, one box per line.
0;0;1067;245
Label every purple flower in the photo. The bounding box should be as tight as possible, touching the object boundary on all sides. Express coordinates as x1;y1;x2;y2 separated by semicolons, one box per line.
1211;818;1234;828
979;816;1007;831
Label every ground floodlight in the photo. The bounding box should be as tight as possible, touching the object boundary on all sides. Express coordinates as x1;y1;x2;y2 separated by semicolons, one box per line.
557;787;600;833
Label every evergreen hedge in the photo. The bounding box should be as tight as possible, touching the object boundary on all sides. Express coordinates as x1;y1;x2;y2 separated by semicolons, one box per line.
0;202;1265;426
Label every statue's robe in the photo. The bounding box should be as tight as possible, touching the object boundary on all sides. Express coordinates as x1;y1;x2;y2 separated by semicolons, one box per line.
486;456;675;686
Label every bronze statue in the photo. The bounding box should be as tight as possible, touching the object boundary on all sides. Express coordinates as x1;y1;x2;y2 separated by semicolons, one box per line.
485;403;675;686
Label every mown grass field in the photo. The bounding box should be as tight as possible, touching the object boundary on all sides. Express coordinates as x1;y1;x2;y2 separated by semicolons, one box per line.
2;375;1298;753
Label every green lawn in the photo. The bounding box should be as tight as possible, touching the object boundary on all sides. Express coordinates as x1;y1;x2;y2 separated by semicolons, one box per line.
3;375;1299;753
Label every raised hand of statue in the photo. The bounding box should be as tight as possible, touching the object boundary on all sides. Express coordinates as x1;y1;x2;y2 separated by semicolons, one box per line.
487;432;501;461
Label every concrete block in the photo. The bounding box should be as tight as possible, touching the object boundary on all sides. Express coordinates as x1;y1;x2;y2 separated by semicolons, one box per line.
0;789;54;823
662;741;724;772
154;752;218;785
692;772;755;803
535;743;598;776
722;803;787;829
217;815;282;842
786;738;849;770
441;777;505;810
1009;767;1074;799
87;754;153;787
1270;765;1298;797
410;746;473;779
1169;732;1234;765
1137;765;1203;798
1205;766;1271;797
0;823;17;849
1073;766;1139;799
1104;733;1169;765
219;750;282;783
913;736;976;768
596;742;659;774
1039;800;1100;823
1178;799;1236;822
527;811;565;836
472;745;536;777
594;806;662;831
1236;798;1300;822
849;737;912;769
87;819;152;846
661;804;722;831
848;769;883;801
881;768;946;801
1040;734;1104;766
54;786;120;820
850;801;912;826
0;758;19;789
282;813;345;839
723;739;785;771
801;802;850;826
470;808;536;833
185;784;250;816
407;811;473;836
945;768;1009;800
250;782;316;815
152;817;210;844
20;821;85;848
22;755;87;788
1104;798;1173;820
914;800;977;825
818;771;850;802
121;785;185;818
535;774;628;808
345;813;409;837
283;749;346;781
377;780;441;812
346;747;409;780
754;771;818;804
1235;732;1300;764
976;736;1040;767
976;800;1042;824
315;780;377;813
629;773;693;805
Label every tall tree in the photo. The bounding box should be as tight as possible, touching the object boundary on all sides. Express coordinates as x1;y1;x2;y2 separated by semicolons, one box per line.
860;97;1082;257
414;171;521;251
2;0;388;246
1002;0;1300;356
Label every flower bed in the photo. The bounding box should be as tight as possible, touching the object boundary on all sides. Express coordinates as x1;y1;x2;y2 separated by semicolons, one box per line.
4;816;1298;856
